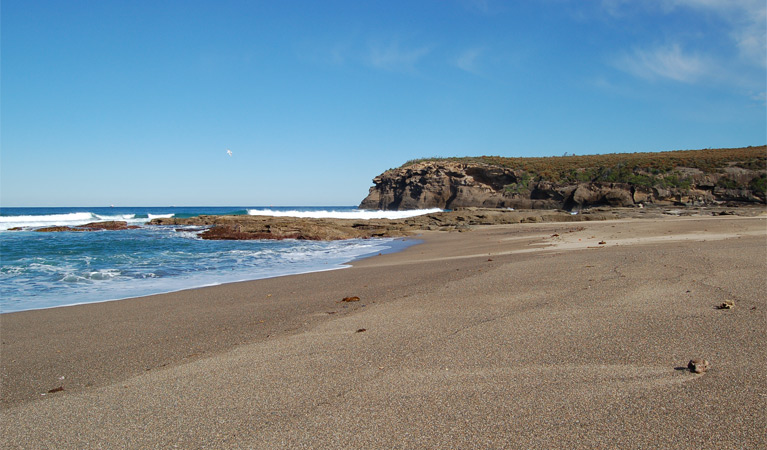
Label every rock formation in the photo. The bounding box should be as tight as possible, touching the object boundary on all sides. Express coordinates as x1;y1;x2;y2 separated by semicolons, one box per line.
35;221;140;232
148;205;764;241
360;146;766;210
149;209;621;241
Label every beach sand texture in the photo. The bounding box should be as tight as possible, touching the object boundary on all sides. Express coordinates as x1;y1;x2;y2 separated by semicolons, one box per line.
1;215;766;449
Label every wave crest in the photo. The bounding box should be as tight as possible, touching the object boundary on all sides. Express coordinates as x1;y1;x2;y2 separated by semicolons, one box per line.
0;211;165;230
0;212;97;231
247;208;442;220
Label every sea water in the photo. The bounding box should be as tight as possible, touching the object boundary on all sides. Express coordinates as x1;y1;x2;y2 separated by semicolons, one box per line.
0;206;439;313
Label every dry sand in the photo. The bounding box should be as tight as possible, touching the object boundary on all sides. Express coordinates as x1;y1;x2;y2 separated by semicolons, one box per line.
1;214;766;449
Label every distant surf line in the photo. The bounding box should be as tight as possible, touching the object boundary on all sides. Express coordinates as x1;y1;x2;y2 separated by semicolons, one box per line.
247;208;443;220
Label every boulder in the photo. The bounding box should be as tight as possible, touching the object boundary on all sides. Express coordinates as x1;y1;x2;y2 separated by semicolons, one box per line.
687;359;710;374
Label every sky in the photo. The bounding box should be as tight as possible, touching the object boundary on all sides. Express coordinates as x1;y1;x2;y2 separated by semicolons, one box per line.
2;0;765;207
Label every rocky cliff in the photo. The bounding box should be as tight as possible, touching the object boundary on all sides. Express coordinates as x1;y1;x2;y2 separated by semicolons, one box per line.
360;146;766;210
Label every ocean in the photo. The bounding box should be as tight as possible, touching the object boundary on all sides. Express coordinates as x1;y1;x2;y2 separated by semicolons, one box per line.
0;206;439;313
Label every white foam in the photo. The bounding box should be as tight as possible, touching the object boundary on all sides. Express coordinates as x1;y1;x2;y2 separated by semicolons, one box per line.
0;212;97;230
93;214;136;221
85;269;122;281
148;213;174;219
61;274;89;283
0;212;154;230
0;236;407;313
247;208;443;220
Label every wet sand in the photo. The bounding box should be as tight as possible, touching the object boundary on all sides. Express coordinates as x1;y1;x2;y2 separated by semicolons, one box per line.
2;214;766;448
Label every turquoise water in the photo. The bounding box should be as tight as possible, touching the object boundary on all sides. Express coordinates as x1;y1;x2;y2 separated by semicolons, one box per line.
0;206;429;313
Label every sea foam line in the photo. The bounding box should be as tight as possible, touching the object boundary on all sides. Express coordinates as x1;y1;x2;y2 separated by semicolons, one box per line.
0;212;174;231
247;208;442;220
0;212;101;231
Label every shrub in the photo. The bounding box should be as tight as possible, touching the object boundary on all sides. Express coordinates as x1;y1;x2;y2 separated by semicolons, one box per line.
717;177;739;189
504;172;532;194
398;146;765;193
749;174;767;193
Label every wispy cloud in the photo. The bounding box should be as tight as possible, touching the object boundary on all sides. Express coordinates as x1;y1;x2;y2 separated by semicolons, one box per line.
459;0;491;14
615;44;706;83
604;0;766;68
294;33;357;67
668;0;766;67
600;0;765;100
751;91;767;106
327;42;351;65
453;47;484;74
599;0;635;18
368;40;432;73
732;13;767;67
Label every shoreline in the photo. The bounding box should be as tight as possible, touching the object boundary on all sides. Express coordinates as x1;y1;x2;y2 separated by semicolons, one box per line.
0;205;439;314
6;212;758;315
0;236;420;315
2;213;766;448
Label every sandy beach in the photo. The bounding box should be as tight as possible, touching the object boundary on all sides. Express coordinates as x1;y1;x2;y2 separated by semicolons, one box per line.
1;214;766;449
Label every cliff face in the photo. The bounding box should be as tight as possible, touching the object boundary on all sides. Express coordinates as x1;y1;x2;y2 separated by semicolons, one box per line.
359;147;766;210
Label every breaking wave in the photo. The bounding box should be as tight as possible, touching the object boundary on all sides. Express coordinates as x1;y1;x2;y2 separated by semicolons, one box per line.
0;226;415;313
247;208;443;220
0;212;101;230
0;206;444;231
0;212;149;230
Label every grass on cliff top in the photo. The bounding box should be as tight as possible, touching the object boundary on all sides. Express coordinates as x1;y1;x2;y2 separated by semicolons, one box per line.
401;146;766;179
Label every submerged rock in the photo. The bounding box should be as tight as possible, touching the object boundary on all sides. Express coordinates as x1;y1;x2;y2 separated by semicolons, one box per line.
35;221;139;232
36;226;87;232
81;221;140;231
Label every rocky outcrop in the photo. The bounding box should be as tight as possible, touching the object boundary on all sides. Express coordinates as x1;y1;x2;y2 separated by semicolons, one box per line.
35;221;140;232
152;215;413;241
150;209;622;241
360;148;766;210
148;206;764;241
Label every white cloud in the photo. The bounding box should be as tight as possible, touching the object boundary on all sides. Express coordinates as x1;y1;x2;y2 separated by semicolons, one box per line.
616;44;706;83
733;18;767;67
368;40;432;72
600;0;765;97
605;0;766;68
328;42;350;65
600;0;634;17
669;0;766;67
459;0;490;14
453;48;484;74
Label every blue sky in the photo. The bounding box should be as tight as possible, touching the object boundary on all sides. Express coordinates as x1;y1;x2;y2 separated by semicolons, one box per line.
2;0;765;207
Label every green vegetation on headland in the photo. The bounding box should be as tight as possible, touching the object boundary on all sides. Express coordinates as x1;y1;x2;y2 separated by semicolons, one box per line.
401;146;766;193
355;146;766;210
